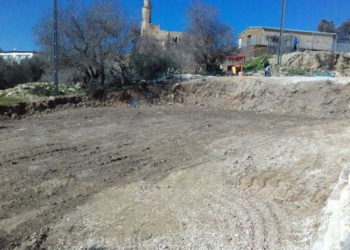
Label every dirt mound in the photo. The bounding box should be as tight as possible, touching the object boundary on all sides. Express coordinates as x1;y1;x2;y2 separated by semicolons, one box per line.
0;82;83;99
0;88;143;119
3;76;350;120
0;96;84;119
281;51;350;75
157;76;350;119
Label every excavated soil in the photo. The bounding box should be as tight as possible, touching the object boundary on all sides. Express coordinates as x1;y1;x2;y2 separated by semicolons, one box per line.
156;76;350;119
1;77;350;249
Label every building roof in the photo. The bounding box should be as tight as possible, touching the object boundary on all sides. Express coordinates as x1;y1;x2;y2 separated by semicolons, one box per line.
0;51;38;54
239;27;337;38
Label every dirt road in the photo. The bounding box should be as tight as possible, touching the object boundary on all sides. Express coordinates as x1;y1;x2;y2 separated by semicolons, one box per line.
1;104;349;249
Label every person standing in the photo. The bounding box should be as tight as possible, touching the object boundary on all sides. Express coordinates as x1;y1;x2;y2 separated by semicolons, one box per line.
264;60;272;77
293;37;299;52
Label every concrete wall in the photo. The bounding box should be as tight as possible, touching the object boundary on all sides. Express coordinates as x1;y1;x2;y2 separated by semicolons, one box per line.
240;28;265;39
263;30;335;51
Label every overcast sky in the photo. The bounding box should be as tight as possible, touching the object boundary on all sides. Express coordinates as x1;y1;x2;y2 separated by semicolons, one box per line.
0;0;349;51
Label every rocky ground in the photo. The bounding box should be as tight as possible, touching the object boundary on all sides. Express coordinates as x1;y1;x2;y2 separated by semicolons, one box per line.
1;77;350;249
281;51;350;76
262;51;350;76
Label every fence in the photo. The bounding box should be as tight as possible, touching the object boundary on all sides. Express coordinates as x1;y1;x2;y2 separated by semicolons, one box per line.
240;36;350;54
335;41;350;53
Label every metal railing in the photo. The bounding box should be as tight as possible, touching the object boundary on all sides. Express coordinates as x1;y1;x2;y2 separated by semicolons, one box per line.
240;36;350;53
335;42;350;52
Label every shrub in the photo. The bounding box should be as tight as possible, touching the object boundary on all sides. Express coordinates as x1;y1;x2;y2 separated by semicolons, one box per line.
0;57;47;90
131;36;180;80
286;69;309;76
28;84;62;96
244;56;270;72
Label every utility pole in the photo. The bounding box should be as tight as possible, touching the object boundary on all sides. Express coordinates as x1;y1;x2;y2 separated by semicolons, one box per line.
53;0;59;93
277;0;287;65
334;34;338;52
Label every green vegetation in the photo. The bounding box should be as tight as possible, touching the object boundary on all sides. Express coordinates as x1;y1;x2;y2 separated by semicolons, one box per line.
0;96;26;106
73;88;86;95
0;57;47;90
0;82;85;106
285;68;310;76
244;56;270;72
27;83;85;97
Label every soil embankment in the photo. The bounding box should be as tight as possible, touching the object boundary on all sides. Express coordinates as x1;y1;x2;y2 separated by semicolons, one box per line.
156;76;350;119
2;76;350;120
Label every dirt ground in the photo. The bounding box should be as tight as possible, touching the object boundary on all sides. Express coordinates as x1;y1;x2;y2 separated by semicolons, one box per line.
1;99;350;249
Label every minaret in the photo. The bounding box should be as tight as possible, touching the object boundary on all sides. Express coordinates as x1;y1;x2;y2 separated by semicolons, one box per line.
141;0;152;35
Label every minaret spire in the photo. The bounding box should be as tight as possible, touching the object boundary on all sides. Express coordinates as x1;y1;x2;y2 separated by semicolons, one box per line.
141;0;152;35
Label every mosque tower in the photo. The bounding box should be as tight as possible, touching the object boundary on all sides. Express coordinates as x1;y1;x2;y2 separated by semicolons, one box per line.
141;0;152;35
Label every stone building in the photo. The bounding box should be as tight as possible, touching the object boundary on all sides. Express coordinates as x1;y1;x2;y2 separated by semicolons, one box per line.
141;0;183;45
238;27;337;59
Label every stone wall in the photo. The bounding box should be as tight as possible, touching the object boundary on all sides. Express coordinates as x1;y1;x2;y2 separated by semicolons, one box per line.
141;0;183;46
144;24;183;46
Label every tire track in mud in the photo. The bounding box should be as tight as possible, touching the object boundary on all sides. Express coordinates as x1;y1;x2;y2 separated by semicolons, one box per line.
208;135;331;249
230;193;283;250
0;144;83;165
222;146;343;249
196;181;283;250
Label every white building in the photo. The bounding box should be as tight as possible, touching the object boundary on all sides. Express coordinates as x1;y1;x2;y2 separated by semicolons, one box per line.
0;51;37;62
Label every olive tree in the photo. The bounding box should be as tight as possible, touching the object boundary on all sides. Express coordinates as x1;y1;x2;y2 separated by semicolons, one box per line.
184;0;235;73
338;19;350;41
317;19;337;33
130;35;181;80
317;19;350;41
35;0;138;95
0;57;47;90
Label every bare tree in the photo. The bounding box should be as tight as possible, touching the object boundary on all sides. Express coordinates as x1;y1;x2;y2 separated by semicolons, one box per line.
317;19;337;33
184;0;235;73
35;0;138;95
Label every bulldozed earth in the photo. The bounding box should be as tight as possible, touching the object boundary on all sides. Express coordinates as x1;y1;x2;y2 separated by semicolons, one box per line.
1;76;350;249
